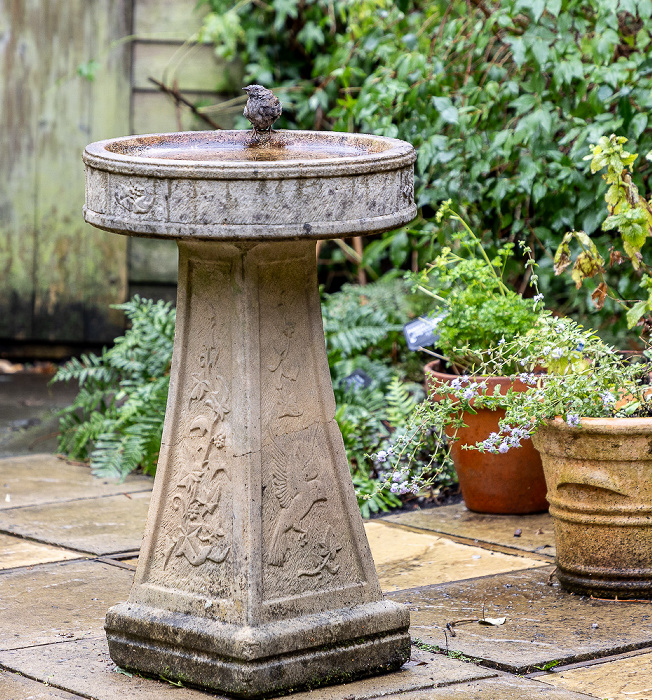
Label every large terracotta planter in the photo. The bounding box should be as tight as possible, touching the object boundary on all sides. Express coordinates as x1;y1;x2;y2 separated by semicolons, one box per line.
425;360;548;514
533;417;652;599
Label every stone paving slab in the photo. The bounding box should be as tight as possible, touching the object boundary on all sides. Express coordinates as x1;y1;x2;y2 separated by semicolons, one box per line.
537;650;652;700
0;559;133;651
388;566;652;674
0;638;221;700
365;522;545;592
0;532;82;570
0;639;495;700
383;504;555;558
0;454;152;509
0;670;84;699
389;675;596;699
0;491;151;555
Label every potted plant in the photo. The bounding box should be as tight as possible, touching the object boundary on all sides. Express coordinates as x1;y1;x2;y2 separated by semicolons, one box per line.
409;202;548;514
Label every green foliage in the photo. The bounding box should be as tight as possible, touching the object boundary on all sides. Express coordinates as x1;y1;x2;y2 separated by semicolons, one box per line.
555;134;652;330
409;203;541;371
200;0;652;340
53;296;175;480
322;277;447;511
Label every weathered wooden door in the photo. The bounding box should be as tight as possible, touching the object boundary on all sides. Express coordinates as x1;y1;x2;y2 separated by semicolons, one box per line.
0;0;131;344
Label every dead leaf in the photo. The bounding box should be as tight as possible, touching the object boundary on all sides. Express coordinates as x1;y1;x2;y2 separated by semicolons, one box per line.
479;617;506;626
610;248;625;266
591;282;608;310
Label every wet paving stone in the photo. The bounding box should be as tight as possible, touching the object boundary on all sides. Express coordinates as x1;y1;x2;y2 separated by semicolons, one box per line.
389;674;596;699
0;637;222;699
536;650;652;700
0;532;82;570
387;566;652;674
383;504;555;558
0;454;152;509
0;559;133;650
365;522;545;592
0;669;84;699
0;491;151;554
0;640;495;700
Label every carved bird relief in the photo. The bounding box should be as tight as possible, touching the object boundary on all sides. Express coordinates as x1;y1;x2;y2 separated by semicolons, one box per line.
267;428;326;567
114;183;154;214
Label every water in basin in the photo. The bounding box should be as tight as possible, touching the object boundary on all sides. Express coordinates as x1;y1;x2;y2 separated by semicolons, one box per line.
104;130;390;162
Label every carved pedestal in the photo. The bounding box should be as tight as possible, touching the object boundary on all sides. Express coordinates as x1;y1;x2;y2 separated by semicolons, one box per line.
83;130;416;697
105;240;409;694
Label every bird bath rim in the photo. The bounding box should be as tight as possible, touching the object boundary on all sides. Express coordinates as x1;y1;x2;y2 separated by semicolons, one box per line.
83;129;416;180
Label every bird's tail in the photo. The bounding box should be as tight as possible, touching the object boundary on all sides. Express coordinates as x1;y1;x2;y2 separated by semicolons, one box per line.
268;526;286;567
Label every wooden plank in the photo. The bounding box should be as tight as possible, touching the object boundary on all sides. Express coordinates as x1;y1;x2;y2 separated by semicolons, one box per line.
132;41;243;93
134;0;209;41
129;238;178;284
0;0;38;340
31;0;131;342
131;89;237;134
1;0;131;344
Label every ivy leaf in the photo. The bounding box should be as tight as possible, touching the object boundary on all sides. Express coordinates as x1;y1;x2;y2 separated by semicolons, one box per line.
547;0;562;16
432;96;459;125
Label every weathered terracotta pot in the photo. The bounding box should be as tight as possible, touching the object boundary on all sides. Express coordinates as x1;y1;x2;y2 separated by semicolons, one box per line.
533;417;652;599
425;360;548;515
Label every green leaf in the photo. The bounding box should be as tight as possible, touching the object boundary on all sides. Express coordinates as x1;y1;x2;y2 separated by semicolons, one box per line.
432;96;459;125
627;300;648;328
547;0;561;16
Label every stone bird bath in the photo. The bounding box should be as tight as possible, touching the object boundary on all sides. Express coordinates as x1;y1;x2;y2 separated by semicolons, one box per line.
83;129;417;696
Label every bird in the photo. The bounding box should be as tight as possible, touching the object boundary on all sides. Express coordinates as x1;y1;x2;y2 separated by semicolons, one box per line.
267;429;326;567
242;85;282;136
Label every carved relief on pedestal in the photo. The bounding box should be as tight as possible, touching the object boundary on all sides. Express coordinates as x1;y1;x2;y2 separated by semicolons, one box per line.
267;427;328;568
267;312;303;419
163;311;231;570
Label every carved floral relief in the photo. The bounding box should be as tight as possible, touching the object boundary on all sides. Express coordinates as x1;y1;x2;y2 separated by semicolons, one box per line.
163;313;231;569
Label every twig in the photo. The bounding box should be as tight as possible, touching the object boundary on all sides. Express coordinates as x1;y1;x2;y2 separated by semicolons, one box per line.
148;77;223;130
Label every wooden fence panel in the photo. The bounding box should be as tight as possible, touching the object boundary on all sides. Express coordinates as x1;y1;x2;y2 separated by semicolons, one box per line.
0;0;131;344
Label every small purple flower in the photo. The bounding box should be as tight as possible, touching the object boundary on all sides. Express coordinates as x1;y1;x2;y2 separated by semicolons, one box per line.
533;293;544;303
399;482;410;494
551;348;564;359
387;446;395;455
566;413;580;427
390;483;400;493
376;450;387;462
600;391;615;406
450;378;462;390
498;442;510;454
498;337;506;345
463;387;476;400
460;374;470;384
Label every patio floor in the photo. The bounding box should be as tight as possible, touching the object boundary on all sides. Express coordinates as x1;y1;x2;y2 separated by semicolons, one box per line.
1;373;651;700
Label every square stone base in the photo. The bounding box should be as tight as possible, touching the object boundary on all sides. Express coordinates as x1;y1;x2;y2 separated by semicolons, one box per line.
105;600;411;697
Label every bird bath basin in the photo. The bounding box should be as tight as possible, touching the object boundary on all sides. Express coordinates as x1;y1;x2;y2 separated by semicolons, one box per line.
83;129;416;697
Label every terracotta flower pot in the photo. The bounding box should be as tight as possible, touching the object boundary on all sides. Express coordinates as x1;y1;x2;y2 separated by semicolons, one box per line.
425;360;548;515
532;417;652;599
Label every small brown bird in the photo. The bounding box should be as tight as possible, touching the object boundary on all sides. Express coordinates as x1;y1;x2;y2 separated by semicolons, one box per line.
243;84;282;136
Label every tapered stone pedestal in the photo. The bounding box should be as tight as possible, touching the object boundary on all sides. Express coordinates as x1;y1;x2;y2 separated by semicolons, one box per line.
83;130;416;697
